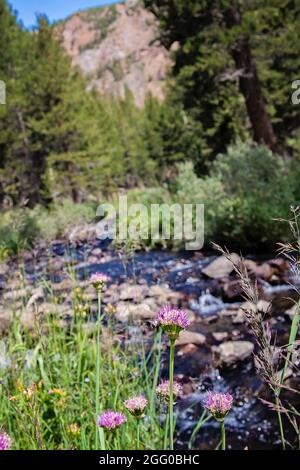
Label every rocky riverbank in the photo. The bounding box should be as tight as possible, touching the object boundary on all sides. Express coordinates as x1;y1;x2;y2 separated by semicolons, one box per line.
0;224;299;448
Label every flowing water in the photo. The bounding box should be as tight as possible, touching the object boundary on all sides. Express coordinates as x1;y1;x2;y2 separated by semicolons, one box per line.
2;237;299;449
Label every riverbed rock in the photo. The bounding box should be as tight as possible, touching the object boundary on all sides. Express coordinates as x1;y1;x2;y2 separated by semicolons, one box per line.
223;279;244;300
219;306;240;318
215;340;254;365
177;343;198;356
116;301;157;321
148;284;182;304
0;263;9;276
26;286;46;309
119;284;150;302
0;308;13;333
241;299;271;314
47;257;67;273
175;330;206;346
3;287;28;301
268;258;290;279
212;331;229;342
244;260;274;281
20;302;72;330
202;254;240;279
232;300;271;324
66;223;100;244
285;303;299;319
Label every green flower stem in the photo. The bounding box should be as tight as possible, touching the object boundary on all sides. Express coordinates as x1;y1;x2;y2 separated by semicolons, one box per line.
137;421;140;450
95;288;104;449
98;428;106;451
275;395;286;450
114;433;121;450
163;410;169;450
169;339;175;450
221;420;226;451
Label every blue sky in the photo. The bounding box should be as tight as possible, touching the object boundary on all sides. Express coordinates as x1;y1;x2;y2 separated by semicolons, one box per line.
9;0;122;27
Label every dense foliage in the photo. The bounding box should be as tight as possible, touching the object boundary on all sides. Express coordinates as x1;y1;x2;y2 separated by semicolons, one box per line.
0;0;299;252
0;1;194;207
145;0;300;162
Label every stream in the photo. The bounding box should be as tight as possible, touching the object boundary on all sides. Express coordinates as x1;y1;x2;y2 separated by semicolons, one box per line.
1;234;299;450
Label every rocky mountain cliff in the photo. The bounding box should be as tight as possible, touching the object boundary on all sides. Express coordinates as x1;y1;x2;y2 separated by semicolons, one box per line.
56;0;172;106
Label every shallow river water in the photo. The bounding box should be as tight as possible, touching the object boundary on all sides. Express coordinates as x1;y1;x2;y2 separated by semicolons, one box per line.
3;237;299;449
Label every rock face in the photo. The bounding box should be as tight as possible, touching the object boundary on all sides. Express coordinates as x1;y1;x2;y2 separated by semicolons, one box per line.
56;1;172;107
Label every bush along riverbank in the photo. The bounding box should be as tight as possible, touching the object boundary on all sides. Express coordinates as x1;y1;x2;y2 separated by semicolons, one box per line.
0;210;299;450
0;142;299;259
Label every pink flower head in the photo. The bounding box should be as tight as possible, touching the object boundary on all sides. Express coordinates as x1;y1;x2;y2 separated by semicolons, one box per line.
97;411;127;431
154;305;189;340
0;432;11;450
90;272;111;290
124;395;148;419
156;380;183;403
203;391;233;421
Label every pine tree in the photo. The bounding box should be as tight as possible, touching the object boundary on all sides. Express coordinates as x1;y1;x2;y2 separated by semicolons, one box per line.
145;0;300;157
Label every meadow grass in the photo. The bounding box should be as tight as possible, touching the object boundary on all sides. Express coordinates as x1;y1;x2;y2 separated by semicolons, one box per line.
0;282;166;450
1;209;300;450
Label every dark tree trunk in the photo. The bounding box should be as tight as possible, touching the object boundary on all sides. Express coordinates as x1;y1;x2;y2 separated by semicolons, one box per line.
224;4;279;153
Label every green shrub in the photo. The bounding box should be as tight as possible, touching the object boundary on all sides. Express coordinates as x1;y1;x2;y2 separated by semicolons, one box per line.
36;200;96;241
112;187;174;250
0;209;39;254
0;201;96;255
175;143;295;251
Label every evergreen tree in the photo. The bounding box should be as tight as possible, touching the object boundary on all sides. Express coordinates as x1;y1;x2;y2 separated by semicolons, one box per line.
145;0;300;158
143;94;204;176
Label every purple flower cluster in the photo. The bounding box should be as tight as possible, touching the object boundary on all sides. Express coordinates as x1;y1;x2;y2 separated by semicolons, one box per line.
154;305;189;340
203;391;233;421
98;411;127;431
90;272;111;290
124;395;148;418
0;432;11;451
156;380;183;402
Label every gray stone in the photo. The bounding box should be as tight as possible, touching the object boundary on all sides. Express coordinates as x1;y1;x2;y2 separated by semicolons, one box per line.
216;340;254;365
175;330;206;346
202;254;240;279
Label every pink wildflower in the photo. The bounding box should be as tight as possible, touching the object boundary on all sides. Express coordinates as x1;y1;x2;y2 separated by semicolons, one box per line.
98;411;127;431
156;380;183;402
203;391;233;421
154;305;189;341
124;395;148;419
0;432;11;450
90;272;111;290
